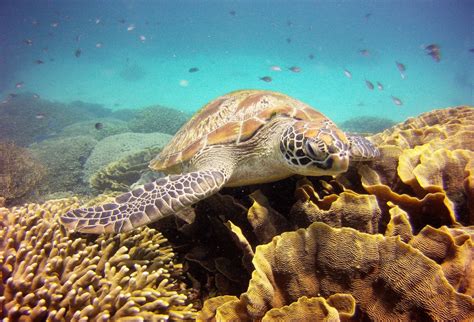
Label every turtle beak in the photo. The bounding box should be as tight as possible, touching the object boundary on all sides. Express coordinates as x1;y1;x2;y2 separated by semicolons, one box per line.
328;151;350;174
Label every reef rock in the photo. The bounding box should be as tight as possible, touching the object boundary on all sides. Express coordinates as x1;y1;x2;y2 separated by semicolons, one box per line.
0;141;45;206
29;135;98;197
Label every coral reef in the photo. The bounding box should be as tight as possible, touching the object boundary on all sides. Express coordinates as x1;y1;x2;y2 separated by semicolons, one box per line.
0;198;197;320
201;222;473;321
128;105;190;135
83;132;172;182
3;105;473;320
28;136;98;197
90;146;164;193
0;94;111;146
340;115;396;134
0;141;45;206
58;118;130;141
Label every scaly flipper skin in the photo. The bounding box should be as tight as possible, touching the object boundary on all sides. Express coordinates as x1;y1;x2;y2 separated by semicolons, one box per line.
346;134;380;161
60;169;228;234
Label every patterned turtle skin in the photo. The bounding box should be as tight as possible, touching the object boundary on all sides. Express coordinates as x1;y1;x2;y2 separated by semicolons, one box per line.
60;90;380;234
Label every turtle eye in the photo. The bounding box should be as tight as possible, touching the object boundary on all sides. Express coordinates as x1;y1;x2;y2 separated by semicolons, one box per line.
305;139;327;161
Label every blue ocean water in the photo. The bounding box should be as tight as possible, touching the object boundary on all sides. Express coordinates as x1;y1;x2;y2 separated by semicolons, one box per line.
0;0;472;124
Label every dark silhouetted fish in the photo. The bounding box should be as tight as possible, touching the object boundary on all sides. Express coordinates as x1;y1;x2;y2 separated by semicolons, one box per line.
469;48;474;53
189;67;199;73
286;38;292;43
229;10;236;16
308;53;315;59
24;39;33;46
260;76;272;82
35;60;44;64
288;66;301;73
364;13;372;21
15;82;24;88
391;96;403;106
359;49;370;56
376;82;383;90
95;122;104;130
365;80;374;90
425;44;441;62
75;48;82;58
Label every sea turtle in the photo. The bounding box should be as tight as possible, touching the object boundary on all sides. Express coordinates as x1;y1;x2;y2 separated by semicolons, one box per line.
60;90;379;234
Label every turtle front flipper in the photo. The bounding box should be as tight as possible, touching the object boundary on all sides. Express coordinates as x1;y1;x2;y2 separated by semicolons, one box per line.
346;134;380;160
60;169;229;234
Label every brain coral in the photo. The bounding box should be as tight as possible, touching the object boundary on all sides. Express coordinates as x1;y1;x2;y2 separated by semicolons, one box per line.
0;198;196;320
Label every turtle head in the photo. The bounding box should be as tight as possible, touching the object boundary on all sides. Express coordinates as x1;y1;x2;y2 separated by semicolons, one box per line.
279;120;350;176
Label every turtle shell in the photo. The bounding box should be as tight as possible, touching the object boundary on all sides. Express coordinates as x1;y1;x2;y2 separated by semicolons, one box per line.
150;90;328;171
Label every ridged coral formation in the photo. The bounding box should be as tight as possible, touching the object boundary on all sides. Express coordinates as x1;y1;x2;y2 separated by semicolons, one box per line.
90;146;164;193
361;106;474;227
0;141;45;205
83;132;171;181
203;222;473;321
0;199;196;320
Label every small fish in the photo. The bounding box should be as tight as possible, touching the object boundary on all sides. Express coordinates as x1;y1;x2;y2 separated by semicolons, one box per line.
427;50;441;62
127;24;135;31
179;79;189;87
391;96;403;106
229;10;236;16
31;19;39;26
35;59;44;64
287;20;293;27
95;42;103;48
50;22;59;28
139;35;146;42
118;18;126;24
74;34;82;42
15;81;24;88
425;44;441;62
288;66;301;73
286;38;292;44
260;76;272;83
188;67;199;73
24;39;33;46
32;93;40;99
36;113;46;119
42;47;48;53
365;80;374;90
395;61;406;79
364;13;372;21
8;93;18;98
95;122;103;130
75;48;82;58
95;18;101;24
343;69;352;79
270;65;282;72
469;48;474;53
308;53;315;60
425;44;439;51
376;82;383;90
359;49;370;56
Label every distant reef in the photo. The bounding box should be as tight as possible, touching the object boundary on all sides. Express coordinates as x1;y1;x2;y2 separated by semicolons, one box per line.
340;115;396;134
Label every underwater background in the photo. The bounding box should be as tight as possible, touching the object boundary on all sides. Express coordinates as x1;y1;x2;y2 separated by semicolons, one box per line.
1;0;473;125
1;1;474;321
